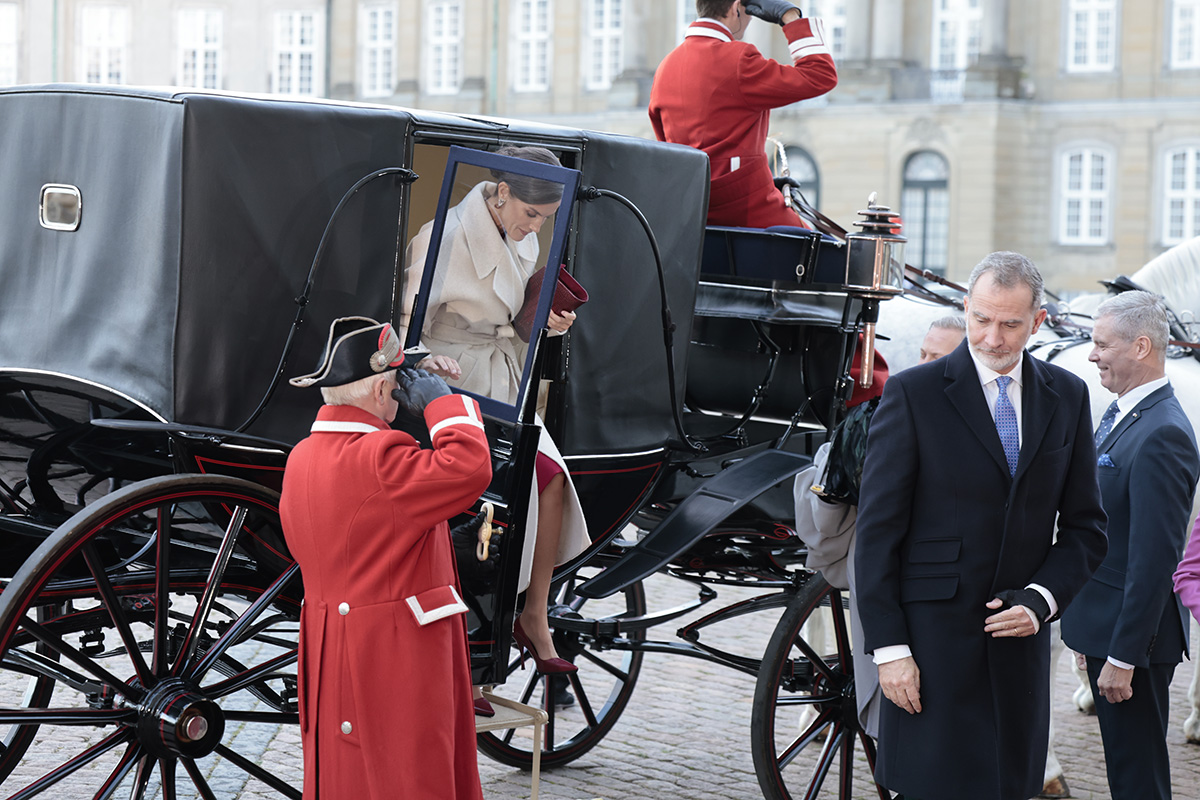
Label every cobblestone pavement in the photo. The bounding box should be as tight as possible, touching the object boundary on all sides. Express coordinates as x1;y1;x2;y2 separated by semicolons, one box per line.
479;573;1200;800
2;571;1198;799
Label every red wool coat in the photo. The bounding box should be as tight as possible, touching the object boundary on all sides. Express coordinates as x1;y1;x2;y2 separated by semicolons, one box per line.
649;17;837;228
280;395;493;800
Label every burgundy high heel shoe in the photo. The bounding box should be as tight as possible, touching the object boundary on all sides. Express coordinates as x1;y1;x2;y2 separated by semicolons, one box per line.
512;617;577;674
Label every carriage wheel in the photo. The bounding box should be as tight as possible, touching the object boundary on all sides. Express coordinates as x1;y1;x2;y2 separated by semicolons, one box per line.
751;574;890;800
0;474;302;799
476;560;645;769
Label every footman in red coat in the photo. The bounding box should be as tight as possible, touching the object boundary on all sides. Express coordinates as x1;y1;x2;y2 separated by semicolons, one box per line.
282;316;493;800
649;1;837;228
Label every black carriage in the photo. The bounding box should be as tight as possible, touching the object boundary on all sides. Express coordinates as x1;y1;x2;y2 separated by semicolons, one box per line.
0;84;899;799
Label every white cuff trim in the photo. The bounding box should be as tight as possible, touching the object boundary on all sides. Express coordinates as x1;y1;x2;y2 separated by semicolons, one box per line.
1107;656;1135;670
429;395;485;438
789;18;831;60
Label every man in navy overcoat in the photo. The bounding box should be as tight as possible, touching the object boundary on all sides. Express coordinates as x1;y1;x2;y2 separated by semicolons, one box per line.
855;252;1108;800
1061;290;1199;800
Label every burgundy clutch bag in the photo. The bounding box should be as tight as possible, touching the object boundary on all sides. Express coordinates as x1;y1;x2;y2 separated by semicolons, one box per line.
512;265;588;343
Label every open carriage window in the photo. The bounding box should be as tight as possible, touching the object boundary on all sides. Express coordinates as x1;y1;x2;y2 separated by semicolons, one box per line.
401;145;580;423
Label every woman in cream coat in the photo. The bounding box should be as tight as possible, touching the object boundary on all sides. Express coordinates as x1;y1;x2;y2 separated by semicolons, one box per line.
402;145;590;674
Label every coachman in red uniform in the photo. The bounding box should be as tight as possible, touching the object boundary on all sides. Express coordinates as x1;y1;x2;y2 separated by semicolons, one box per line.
281;317;493;799
649;1;837;228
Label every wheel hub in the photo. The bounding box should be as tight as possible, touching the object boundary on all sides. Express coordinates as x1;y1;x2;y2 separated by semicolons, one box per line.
135;677;225;758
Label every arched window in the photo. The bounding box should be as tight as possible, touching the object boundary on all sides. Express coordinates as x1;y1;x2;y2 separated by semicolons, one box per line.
901;151;950;275
783;146;820;210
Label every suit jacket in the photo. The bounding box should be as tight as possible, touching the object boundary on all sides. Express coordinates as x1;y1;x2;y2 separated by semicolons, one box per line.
281;397;493;800
1062;384;1199;666
854;341;1107;800
648;17;836;228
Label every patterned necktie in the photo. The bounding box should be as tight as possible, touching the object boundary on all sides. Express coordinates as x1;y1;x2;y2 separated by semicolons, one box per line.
1094;400;1120;448
995;376;1019;476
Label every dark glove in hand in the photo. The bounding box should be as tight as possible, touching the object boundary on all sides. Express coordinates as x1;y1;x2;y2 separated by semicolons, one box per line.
450;514;499;592
993;588;1052;623
391;368;451;417
743;0;801;24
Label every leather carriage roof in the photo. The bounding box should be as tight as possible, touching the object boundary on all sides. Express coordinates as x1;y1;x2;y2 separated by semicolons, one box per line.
0;84;708;452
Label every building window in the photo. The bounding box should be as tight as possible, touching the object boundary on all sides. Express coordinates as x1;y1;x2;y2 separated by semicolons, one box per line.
1162;146;1200;244
1059;147;1110;245
0;3;17;86
585;0;623;90
783;145;820;211
80;6;129;84
423;1;460;95
514;0;551;92
1066;0;1117;73
809;0;847;61
273;10;323;96
676;0;697;42
177;9;222;89
360;3;396;97
901;151;950;275
930;0;981;102
1171;0;1200;69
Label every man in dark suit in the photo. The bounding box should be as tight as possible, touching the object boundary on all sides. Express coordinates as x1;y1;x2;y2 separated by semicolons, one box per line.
1060;291;1199;800
854;251;1108;800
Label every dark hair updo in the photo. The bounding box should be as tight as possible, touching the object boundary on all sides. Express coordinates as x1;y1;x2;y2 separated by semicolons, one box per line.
490;145;564;205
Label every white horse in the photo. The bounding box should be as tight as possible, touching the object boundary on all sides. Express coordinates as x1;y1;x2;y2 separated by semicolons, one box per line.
874;237;1200;795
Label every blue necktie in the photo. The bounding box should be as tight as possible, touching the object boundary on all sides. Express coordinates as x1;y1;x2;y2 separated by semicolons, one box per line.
1094;400;1120;448
995;376;1019;476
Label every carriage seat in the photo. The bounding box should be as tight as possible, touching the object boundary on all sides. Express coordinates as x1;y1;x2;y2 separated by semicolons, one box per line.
701;225;843;286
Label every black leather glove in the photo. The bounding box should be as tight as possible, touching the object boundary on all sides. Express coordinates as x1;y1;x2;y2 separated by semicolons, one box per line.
391;368;451;417
744;0;801;25
450;513;499;593
992;588;1052;623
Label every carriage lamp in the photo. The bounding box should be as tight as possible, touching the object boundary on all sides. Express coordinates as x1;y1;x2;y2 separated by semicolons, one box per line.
844;194;906;388
39;183;83;231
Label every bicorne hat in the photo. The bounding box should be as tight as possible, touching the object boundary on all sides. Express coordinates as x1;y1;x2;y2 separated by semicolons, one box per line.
289;316;405;389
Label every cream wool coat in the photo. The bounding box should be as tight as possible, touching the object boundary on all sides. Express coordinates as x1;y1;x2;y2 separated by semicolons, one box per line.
403;181;589;588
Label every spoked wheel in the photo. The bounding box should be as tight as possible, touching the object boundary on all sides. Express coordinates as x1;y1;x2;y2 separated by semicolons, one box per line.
751;573;890;800
476;560;645;769
0;474;303;799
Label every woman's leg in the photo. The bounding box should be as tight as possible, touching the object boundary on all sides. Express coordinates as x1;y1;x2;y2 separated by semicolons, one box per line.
519;472;565;660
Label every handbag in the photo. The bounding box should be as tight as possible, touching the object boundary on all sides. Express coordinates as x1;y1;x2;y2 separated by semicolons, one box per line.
512;265;588;343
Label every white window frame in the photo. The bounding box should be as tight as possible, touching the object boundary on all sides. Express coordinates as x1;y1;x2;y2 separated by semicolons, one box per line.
929;0;981;102
272;10;325;97
1161;145;1200;245
901;151;952;276
1171;0;1200;69
360;3;396;97
1065;0;1117;73
514;0;552;92
1058;146;1112;245
675;0;697;43
80;5;129;85
0;3;18;86
424;0;461;95
585;0;624;90
177;8;223;90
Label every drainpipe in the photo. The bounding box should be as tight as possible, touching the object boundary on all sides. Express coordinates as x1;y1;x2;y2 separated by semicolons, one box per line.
325;0;333;97
489;0;498;115
52;0;59;82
